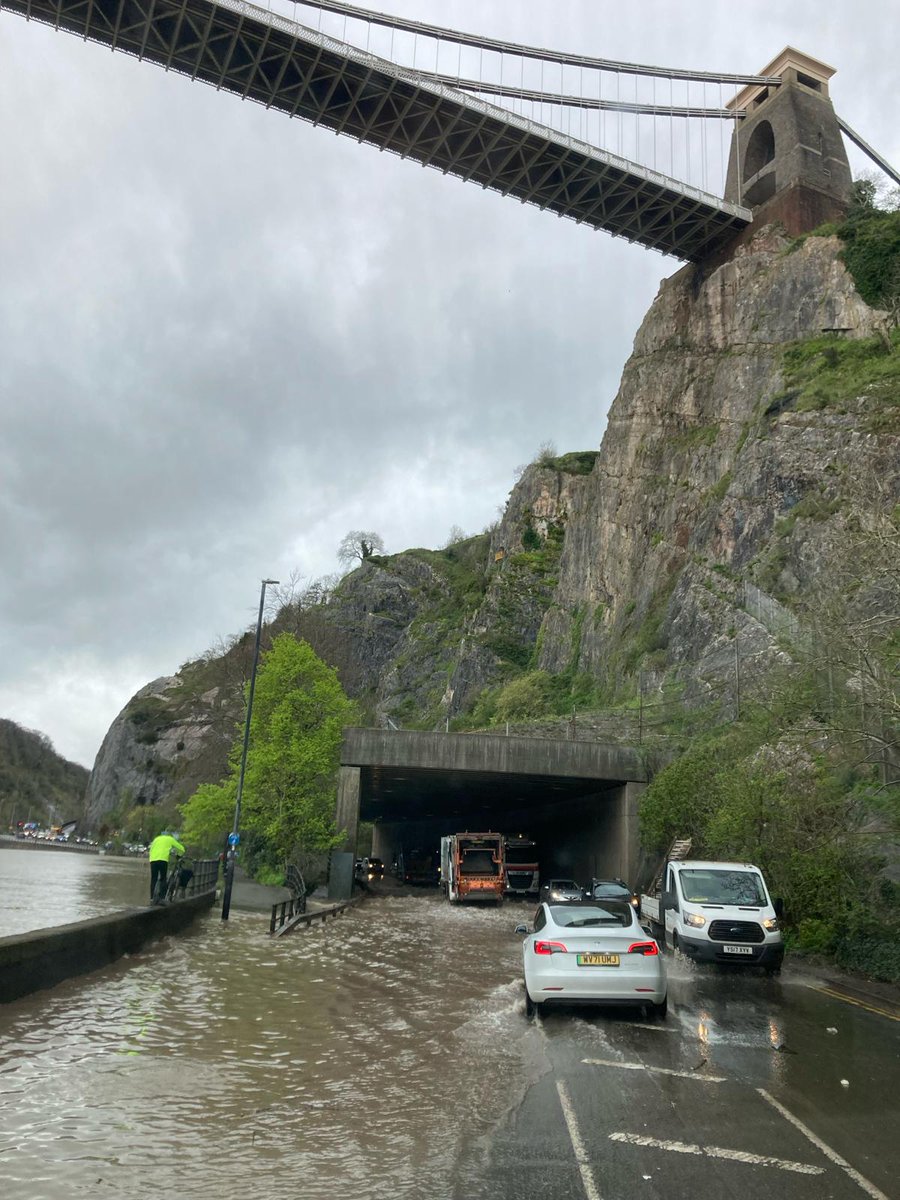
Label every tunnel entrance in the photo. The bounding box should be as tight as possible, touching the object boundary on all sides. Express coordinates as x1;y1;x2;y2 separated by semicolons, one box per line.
333;729;649;900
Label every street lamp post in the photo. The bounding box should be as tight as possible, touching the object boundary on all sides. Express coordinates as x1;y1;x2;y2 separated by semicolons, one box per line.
221;577;279;921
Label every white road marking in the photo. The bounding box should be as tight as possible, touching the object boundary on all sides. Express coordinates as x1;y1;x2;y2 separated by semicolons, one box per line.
609;1132;823;1175
556;1079;603;1200
757;1088;890;1200
583;1057;726;1082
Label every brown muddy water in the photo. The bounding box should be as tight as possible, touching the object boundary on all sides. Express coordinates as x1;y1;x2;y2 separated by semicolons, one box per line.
0;890;539;1199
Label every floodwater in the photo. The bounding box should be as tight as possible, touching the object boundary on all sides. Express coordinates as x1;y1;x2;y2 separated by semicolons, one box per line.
0;847;149;936
0;892;535;1199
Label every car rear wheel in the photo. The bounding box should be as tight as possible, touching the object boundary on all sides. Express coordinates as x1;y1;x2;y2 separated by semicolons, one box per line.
649;994;668;1020
524;988;542;1019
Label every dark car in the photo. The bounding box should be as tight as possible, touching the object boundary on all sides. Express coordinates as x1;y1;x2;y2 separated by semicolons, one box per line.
362;857;384;877
539;878;584;903
587;878;639;909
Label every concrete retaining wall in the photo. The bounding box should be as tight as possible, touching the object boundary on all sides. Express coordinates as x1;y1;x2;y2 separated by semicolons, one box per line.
0;892;216;1005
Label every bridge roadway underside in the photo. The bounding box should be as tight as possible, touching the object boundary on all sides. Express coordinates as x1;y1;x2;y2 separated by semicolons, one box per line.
337;729;648;894
2;0;750;260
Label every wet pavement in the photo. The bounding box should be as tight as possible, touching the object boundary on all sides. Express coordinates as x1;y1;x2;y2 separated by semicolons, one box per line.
481;952;900;1200
0;886;897;1199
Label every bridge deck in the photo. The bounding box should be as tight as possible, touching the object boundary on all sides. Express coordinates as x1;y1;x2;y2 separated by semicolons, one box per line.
3;0;751;260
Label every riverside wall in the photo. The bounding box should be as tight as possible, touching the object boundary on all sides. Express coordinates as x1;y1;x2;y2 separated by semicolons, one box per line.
0;892;215;1004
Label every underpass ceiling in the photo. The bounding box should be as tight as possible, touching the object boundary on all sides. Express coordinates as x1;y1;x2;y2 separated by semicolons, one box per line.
360;764;620;824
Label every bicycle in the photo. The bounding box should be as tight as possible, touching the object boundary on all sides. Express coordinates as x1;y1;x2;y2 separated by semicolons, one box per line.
164;856;194;902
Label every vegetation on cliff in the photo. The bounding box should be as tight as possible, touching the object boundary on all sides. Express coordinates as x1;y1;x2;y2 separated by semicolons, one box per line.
640;489;900;979
0;719;88;828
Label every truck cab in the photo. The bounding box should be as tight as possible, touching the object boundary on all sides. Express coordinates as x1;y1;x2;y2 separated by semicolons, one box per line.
647;859;784;973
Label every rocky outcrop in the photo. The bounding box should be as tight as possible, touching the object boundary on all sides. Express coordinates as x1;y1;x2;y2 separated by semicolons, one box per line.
535;229;894;687
83;673;237;825
84;226;898;822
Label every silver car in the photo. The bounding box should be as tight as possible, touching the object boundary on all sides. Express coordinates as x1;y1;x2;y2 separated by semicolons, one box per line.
539;878;584;903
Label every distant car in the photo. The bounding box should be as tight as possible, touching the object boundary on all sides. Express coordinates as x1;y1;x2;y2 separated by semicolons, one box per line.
362;857;384;877
587;878;640;909
540;878;584;903
517;899;667;1018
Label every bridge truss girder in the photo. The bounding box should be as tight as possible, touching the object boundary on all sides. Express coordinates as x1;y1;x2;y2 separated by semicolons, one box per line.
3;0;751;259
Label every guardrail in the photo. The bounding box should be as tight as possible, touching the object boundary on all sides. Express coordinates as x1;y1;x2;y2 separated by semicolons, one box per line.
269;893;307;934
270;897;358;937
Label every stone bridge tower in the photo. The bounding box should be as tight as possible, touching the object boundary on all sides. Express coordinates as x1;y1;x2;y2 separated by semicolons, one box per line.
725;48;853;235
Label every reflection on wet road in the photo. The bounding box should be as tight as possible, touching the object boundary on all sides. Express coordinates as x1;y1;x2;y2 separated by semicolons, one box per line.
0;892;897;1200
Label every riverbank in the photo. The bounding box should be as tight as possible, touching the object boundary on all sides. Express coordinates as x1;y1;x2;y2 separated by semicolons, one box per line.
0;891;216;1004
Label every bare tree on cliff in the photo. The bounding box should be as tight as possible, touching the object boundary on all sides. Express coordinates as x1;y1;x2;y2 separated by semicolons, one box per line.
338;530;385;565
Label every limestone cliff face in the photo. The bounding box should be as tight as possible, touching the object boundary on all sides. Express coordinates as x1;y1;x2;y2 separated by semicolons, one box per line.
84;227;897;821
535;228;892;688
84;673;237;825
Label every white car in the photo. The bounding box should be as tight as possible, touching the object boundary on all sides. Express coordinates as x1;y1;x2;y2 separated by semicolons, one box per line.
517;900;667;1018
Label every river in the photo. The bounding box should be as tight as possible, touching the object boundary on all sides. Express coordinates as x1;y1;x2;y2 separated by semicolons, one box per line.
0;884;534;1199
0;846;149;936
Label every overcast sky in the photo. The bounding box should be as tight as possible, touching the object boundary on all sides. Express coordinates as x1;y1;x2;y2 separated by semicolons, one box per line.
1;2;896;768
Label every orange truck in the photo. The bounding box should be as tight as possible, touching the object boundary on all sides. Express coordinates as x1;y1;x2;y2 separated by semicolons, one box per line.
440;832;505;904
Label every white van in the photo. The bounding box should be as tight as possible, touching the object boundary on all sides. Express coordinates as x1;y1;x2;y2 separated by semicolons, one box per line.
642;859;784;973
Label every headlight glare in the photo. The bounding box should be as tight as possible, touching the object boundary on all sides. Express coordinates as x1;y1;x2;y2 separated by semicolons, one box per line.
685;912;706;928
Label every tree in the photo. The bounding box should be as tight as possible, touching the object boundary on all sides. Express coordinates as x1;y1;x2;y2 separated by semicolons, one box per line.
337;530;385;565
180;634;358;866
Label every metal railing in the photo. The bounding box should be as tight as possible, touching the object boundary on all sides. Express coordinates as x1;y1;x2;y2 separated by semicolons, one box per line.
269;893;308;934
185;859;219;896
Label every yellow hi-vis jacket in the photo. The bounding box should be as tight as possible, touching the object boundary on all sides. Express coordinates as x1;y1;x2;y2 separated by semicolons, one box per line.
148;834;185;863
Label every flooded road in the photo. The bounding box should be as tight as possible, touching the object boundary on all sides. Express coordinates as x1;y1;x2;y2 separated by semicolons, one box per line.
0;847;148;936
1;890;898;1199
0;894;531;1199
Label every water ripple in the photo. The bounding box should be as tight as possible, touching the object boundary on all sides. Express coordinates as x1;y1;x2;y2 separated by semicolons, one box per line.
0;896;536;1199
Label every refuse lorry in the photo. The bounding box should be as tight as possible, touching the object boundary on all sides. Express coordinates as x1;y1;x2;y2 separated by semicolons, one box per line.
440;833;504;904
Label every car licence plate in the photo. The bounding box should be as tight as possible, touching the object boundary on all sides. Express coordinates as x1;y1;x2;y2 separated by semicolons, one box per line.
577;953;619;966
722;944;754;955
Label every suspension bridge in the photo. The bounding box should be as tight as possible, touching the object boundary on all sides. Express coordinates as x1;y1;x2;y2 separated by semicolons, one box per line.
2;0;895;260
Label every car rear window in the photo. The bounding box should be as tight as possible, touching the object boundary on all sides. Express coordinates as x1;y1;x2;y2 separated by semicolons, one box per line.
549;902;633;927
592;882;630;898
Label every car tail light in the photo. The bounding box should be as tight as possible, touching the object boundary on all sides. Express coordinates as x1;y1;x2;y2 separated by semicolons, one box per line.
627;941;659;956
534;940;568;955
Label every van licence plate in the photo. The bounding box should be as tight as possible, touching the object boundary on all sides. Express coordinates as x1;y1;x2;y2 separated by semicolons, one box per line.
722;944;753;955
577;953;619;966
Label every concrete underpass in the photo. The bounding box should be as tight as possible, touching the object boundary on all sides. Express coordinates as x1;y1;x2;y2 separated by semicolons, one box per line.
331;729;649;898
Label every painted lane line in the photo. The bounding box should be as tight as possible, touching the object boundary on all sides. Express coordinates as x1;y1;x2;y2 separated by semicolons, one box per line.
556;1079;603;1200
817;986;900;1023
583;1057;727;1082
757;1089;890;1200
609;1132;823;1176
